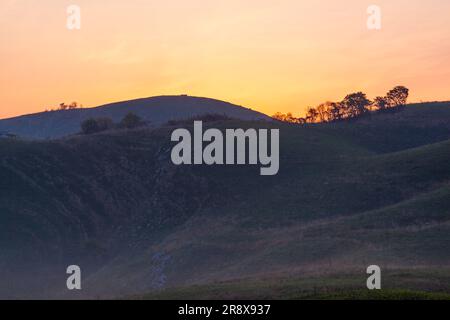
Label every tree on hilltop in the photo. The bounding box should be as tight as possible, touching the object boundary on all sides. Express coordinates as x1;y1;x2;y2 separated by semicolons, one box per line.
386;86;409;108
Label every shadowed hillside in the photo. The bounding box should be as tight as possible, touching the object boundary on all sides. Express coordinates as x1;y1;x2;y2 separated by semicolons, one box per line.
0;95;271;139
0;102;450;299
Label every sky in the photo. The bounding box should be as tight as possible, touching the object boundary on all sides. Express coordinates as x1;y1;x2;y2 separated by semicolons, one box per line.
1;0;450;119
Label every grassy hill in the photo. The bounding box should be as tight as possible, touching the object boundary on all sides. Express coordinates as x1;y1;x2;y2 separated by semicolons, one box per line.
137;269;450;300
0;102;449;299
0;95;270;139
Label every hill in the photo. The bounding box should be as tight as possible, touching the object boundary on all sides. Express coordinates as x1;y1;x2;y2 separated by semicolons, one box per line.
0;95;271;139
137;269;450;300
0;102;450;299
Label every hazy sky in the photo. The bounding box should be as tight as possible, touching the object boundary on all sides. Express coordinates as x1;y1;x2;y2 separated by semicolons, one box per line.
1;0;450;119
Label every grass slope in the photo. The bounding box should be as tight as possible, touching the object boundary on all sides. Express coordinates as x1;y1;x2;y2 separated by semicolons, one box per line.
137;269;450;300
0;102;450;298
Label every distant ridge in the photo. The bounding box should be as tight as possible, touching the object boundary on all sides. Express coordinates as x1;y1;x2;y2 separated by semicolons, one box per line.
0;95;271;139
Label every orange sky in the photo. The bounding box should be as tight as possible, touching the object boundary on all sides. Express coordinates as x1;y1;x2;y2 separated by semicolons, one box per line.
1;0;450;119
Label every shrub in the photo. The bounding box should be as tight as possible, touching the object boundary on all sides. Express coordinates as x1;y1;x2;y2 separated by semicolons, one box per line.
81;117;113;135
119;112;144;129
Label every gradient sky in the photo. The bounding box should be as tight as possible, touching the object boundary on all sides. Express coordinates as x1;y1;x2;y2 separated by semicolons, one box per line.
1;0;450;119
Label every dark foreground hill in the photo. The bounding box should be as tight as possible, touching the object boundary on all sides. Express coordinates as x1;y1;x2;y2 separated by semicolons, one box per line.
0;95;271;139
0;102;450;299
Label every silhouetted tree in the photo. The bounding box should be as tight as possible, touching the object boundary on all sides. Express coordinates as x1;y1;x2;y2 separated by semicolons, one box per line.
306;107;319;123
68;102;78;110
278;86;411;125
373;96;389;111
272;112;284;122
272;112;304;124
57;102;80;111
120;112;143;129
329;102;345;121
316;102;330;123
81;117;113;134
341;92;371;118
386;86;409;108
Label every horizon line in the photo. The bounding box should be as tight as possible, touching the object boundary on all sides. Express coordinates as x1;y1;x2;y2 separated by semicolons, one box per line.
1;94;450;122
